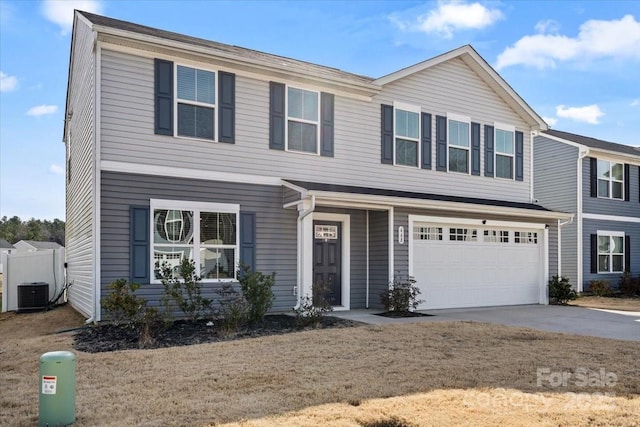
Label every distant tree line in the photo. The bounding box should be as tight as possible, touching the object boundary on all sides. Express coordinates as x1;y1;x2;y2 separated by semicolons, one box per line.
0;216;65;245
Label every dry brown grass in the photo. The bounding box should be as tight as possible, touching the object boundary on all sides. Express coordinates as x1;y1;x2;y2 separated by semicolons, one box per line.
570;296;640;312
1;305;638;427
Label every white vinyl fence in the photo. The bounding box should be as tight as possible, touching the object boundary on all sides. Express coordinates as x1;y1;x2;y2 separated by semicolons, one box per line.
1;248;65;312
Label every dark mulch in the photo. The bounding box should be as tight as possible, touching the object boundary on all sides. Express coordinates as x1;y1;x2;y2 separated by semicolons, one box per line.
74;314;361;353
375;311;433;318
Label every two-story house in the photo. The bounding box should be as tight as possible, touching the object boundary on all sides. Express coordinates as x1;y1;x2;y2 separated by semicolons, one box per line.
534;130;639;292
64;11;571;321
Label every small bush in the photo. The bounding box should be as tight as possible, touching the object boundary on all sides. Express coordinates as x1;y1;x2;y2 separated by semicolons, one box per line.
102;279;159;347
548;275;576;305
216;283;249;335
157;258;212;322
380;276;423;312
589;280;611;297
294;281;333;328
237;264;276;324
619;272;640;297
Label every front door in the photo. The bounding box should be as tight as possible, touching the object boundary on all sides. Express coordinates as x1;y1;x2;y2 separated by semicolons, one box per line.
313;221;342;306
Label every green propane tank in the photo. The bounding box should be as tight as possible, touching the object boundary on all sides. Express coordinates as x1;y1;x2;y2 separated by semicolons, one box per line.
39;351;76;427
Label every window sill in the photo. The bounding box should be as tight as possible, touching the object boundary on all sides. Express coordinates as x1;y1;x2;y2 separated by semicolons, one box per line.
174;135;218;144
284;148;320;156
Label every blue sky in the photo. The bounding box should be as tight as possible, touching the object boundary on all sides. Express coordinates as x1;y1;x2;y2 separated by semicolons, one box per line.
1;0;639;220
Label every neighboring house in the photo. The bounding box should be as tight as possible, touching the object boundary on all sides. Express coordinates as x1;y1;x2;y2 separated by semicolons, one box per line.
13;240;63;253
534;129;639;292
64;11;571;321
0;239;15;273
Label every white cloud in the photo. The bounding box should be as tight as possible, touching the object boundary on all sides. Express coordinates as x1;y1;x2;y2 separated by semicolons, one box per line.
49;164;64;175
631;99;640;107
42;0;103;34
496;15;640;70
556;104;604;124
26;105;58;116
534;19;560;34
542;116;558;126
0;71;18;92
393;1;503;39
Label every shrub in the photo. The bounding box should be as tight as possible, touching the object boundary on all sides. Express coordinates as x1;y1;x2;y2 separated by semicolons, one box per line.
157;258;212;322
293;281;333;328
589;280;611;297
237;264;276;324
215;283;249;335
102;279;159;347
548;275;576;305
380;276;423;312
619;272;640;297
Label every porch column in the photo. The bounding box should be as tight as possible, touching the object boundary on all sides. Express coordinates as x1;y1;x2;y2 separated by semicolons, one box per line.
298;199;314;301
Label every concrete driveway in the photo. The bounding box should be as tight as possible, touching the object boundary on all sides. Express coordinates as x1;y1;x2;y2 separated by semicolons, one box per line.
333;305;640;341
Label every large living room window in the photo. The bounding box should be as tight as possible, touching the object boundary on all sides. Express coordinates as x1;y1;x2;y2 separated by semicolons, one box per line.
287;87;320;154
597;232;624;273
597;160;624;199
151;200;239;282
176;65;216;140
448;116;470;173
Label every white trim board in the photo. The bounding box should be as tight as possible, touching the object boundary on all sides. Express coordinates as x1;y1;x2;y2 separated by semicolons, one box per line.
583;213;640;224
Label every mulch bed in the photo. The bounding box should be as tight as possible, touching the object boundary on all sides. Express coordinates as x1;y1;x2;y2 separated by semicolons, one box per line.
74;315;361;353
375;311;433;318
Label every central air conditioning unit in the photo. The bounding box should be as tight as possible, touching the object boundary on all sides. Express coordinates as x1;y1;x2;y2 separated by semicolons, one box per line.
18;282;49;312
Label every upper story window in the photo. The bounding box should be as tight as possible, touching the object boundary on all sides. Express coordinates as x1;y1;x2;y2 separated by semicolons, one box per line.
448;116;470;173
495;126;514;179
394;104;420;167
597;232;624;273
151;200;239;282
176;65;216;140
597;160;624;199
287;87;320;154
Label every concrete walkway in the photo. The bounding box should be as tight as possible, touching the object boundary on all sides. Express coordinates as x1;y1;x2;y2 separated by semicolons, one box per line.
330;305;640;341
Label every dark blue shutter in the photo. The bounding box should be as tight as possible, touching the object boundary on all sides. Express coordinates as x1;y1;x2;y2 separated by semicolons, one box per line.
590;234;598;274
471;122;481;176
218;71;235;143
484;125;494;177
421;113;432;169
515;131;524;181
130;206;150;284
625;236;631;273
240;212;256;272
154;59;173;136
624;164;630;201
269;82;285;150
590;158;598;197
435;115;447;171
320;92;334;157
381;104;393;164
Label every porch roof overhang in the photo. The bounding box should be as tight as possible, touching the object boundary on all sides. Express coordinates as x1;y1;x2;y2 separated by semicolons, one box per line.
282;180;573;222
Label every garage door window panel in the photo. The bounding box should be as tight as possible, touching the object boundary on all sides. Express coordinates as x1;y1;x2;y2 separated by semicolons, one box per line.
415;226;443;241
449;228;477;242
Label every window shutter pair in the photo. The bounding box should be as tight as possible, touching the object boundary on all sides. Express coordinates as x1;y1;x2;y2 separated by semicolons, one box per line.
154;59;235;143
589;157;632;201
380;105;432;168
269;82;334;156
590;234;632;274
129;207;256;282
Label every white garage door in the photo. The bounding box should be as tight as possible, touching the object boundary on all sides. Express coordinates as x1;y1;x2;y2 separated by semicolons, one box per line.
412;221;544;310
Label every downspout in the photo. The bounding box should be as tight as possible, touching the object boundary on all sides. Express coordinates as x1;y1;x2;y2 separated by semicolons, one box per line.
576;149;590;293
366;210;370;308
294;195;315;309
557;216;574;277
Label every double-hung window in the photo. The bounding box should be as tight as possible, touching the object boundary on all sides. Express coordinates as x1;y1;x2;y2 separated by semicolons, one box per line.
394;103;420;167
495;125;515;179
597;160;624;199
448;115;470;173
597;232;624;273
151;200;239;282
176;65;216;140
287;87;319;154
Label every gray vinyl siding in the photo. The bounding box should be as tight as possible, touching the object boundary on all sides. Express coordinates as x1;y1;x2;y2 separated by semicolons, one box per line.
100;171;298;315
65;18;96;319
100;49;533;204
368;210;389;309
582;219;640;289
583;158;640;216
533;135;579;287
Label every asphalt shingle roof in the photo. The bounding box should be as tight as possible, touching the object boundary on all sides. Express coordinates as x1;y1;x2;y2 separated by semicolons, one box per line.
543;129;639;157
